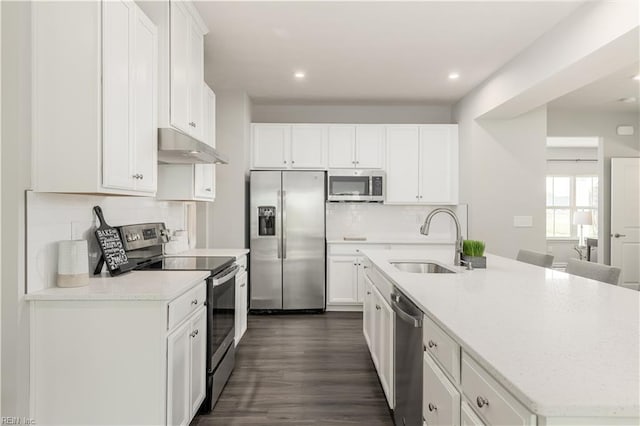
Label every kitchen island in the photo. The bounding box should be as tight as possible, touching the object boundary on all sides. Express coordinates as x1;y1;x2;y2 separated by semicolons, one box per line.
362;249;639;425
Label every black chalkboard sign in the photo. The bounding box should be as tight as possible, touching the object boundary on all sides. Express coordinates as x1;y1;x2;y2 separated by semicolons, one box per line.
93;206;134;276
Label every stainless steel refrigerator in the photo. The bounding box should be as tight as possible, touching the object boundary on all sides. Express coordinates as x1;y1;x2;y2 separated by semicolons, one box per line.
250;170;326;310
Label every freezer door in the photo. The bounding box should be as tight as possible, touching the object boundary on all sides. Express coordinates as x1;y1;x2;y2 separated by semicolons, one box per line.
282;171;326;309
250;171;283;309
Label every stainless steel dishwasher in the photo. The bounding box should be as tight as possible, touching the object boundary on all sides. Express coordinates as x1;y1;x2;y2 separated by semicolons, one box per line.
391;286;423;426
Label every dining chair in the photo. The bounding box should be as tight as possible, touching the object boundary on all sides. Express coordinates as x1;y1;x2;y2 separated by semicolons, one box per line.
516;249;554;268
566;258;621;285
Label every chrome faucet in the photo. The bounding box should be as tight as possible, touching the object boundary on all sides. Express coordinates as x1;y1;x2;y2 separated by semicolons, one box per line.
420;207;463;266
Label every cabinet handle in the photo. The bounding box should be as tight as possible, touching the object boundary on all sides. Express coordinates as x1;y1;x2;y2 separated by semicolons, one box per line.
476;396;489;408
367;291;371;295
139;174;143;180
363;265;368;269
240;283;246;287
191;299;198;305
356;161;360;164
427;339;437;349
283;160;287;164
415;195;419;199
291;160;295;164
613;233;626;238
419;195;423;199
428;403;437;412
190;329;199;338
375;304;381;310
205;188;212;192
132;174;141;179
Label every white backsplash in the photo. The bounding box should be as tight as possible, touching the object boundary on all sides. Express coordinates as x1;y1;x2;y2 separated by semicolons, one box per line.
326;203;468;242
27;192;187;293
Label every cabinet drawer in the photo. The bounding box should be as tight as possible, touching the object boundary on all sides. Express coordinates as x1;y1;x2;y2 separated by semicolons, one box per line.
461;352;535;426
423;352;460;426
423;315;460;383
168;282;206;330
328;243;389;255
461;401;485;426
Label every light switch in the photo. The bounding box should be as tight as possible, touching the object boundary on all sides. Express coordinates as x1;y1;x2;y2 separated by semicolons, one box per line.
513;216;533;228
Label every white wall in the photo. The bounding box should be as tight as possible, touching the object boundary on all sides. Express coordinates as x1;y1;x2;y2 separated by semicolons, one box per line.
547;109;640;264
197;90;251;249
252;103;452;124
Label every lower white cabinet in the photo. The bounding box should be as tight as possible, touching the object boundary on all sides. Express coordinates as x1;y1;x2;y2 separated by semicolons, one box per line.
363;273;394;408
29;281;207;425
423;352;461;426
235;263;248;345
327;256;361;306
461;401;486;426
156;164;215;202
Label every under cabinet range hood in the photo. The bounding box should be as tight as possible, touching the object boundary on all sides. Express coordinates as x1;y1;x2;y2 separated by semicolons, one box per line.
157;128;229;164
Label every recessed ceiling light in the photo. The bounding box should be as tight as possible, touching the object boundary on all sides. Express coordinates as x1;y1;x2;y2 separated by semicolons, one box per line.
618;97;638;103
294;71;306;79
448;72;460;80
633;74;640;81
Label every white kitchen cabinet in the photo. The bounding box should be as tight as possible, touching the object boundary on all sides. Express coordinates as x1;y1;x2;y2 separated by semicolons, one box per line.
251;124;327;169
363;276;376;353
235;257;248;345
29;280;207;425
328;125;385;169
32;0;158;195
168;306;206;424
327;256;360;305
204;84;217;148
461;401;486;426
423;352;461;426
386;125;458;204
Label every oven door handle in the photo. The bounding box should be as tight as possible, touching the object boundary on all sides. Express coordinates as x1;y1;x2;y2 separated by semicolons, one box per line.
211;264;240;287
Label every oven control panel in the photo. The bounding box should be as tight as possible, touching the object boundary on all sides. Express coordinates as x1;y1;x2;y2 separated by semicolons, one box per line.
117;222;169;251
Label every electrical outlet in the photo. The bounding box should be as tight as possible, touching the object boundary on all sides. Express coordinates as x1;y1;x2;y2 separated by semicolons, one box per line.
513;216;533;228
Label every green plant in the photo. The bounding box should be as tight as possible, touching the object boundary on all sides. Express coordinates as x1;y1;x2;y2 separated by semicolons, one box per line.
463;240;485;257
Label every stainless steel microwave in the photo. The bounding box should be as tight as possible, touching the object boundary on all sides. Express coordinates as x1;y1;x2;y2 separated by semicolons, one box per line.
327;169;385;202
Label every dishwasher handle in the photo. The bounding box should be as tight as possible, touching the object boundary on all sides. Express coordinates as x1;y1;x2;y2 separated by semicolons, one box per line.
391;294;422;328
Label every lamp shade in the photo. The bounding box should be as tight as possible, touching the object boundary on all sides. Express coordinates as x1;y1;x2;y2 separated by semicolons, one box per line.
574;211;593;226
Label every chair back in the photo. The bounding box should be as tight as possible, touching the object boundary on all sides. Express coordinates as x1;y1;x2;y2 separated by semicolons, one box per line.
516;249;554;268
566;258;621;285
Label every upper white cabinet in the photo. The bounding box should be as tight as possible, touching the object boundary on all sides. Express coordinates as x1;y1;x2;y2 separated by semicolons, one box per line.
138;0;208;142
251;124;328;169
386;125;458;204
328;125;385;169
32;1;158;195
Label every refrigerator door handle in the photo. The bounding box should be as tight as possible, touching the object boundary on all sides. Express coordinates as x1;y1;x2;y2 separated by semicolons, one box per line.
277;190;282;259
282;190;287;259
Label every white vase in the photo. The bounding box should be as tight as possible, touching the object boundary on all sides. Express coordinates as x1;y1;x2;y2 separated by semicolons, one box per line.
57;240;89;287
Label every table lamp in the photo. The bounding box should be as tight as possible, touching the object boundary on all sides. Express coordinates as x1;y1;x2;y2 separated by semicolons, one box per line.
574;211;593;248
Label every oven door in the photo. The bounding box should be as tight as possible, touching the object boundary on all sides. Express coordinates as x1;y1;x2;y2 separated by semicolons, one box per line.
328;173;371;201
207;264;239;370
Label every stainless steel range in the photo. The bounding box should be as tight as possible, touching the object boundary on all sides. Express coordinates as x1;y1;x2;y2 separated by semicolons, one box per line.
117;222;238;413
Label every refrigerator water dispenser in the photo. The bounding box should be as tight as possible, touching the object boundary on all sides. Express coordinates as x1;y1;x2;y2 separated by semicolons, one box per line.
258;206;276;236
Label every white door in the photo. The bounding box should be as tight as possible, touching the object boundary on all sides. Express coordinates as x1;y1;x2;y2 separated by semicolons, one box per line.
187;23;204;140
252;124;290;168
290;125;327;168
328;125;356;168
419;125;458;204
355;125;384;169
102;0;134;191
377;294;394;408
356;258;365;303
132;8;157;193
386;126;420;203
167;320;191;426
611;157;640;290
194;164;214;200
327;256;358;304
362;276;376;352
169;1;190;134
190;308;207;418
423;353;461;426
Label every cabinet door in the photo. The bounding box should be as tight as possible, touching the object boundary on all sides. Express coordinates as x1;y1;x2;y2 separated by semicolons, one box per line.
355;125;384;169
169;1;190;134
190;307;207;418
362;275;376;354
204;84;216;147
423;352;461;426
419;125;458;204
377;293;394;408
386;126;420;203
461;401;485;426
252;124;290;168
187;23;204;140
290;125;327;169
235;270;248;344
328;125;356;168
167;320;191;426
356;258;365;303
327;256;358;304
132;7;157;193
102;0;134;190
194;164;214;200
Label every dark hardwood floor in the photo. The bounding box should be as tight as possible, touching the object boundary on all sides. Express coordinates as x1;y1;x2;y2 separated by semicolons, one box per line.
192;312;394;426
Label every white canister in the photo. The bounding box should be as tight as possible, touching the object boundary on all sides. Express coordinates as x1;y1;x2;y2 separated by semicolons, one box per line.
57;240;89;288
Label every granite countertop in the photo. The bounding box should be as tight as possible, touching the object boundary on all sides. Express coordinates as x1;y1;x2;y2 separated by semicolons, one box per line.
363;249;640;419
165;248;249;259
25;270;210;301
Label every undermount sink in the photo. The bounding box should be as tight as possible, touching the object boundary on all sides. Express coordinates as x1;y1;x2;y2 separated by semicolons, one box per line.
390;261;456;274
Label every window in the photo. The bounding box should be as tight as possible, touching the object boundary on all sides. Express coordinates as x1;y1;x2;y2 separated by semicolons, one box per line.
546;175;598;239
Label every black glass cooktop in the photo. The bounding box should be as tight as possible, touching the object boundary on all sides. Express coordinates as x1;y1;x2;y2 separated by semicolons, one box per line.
137;256;235;275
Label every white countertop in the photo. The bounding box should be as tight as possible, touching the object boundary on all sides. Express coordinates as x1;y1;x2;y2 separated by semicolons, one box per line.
327;234;455;245
363;249;640;419
25;270;210;301
165;248;249;259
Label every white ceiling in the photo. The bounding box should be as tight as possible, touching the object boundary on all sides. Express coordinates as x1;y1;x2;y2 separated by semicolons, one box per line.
547;63;640;113
194;1;585;104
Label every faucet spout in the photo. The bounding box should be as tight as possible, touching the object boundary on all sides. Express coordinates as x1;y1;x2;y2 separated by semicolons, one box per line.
420;208;463;266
